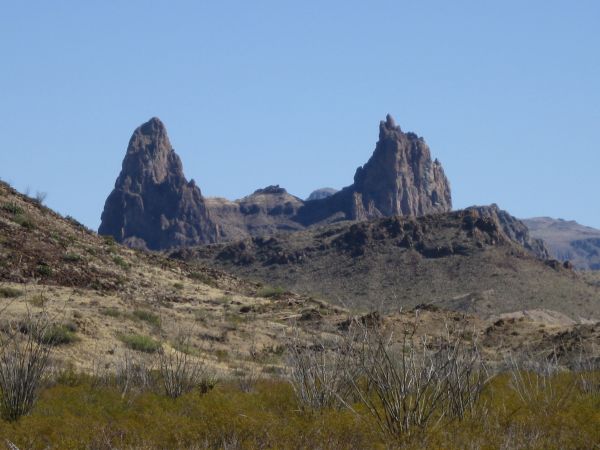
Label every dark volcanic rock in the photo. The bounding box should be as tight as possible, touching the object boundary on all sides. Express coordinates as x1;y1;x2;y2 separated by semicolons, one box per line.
465;205;550;260
98;117;219;250
351;115;452;218
297;114;452;224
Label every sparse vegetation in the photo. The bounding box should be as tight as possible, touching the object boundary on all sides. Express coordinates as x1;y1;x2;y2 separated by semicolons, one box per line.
0;286;23;299
0;316;53;421
119;333;161;353
38;323;79;346
12;213;35;230
62;253;82;263
257;285;287;299
188;271;217;287
35;264;52;277
112;255;130;270
132;309;161;327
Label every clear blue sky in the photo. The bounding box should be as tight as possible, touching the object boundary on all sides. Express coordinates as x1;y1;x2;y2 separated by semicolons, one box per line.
1;1;599;230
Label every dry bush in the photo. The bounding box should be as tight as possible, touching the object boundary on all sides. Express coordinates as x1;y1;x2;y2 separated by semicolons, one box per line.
507;349;576;413
346;318;488;439
286;330;359;411
114;350;156;397
0;314;53;421
158;335;215;399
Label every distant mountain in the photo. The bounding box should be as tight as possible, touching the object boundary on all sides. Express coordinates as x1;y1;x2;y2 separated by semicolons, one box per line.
306;188;338;201
523;217;600;270
100;115;453;248
171;205;600;320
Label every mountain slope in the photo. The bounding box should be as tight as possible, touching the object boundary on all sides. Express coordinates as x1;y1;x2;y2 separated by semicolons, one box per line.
174;206;600;320
523;217;600;270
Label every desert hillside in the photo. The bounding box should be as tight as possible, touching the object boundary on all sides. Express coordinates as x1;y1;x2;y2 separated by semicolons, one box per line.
177;207;600;319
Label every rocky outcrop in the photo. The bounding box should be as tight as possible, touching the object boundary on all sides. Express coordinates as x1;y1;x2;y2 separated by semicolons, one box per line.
350;114;451;218
206;186;305;241
100;115;453;249
98;118;218;250
296;115;452;225
465;205;550;260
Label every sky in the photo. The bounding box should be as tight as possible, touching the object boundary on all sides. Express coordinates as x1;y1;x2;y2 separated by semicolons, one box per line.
0;1;599;230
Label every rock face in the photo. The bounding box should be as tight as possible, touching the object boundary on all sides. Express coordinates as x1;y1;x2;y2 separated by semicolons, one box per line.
349;114;451;218
296;115;452;224
466;205;550;260
98;118;218;250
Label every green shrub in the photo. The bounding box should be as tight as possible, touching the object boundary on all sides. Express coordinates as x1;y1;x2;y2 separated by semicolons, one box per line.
132;309;161;327
36;264;52;277
103;235;116;246
62;253;82;263
173;282;184;290
38;324;78;346
189;271;217;287
119;333;161;353
100;307;121;318
13;213;35;230
1;202;23;215
0;286;23;298
112;256;129;270
257;286;287;299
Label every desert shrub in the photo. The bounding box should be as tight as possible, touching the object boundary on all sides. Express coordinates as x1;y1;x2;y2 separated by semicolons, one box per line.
35;264;52;277
100;307;121;318
102;235;116;246
159;340;216;398
507;349;578;413
119;333;161;353
132;309;161;327
1;202;23;215
189;271;217;287
0;286;23;299
287;332;359;411
112;256;130;270
0;315;53;421
12;213;35;230
345;320;488;440
62;253;82;263
257;285;286;299
38;324;79;346
114;351;156;395
173;282;184;290
33;191;47;205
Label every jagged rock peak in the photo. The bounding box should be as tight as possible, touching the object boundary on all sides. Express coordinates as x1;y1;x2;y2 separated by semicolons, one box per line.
350;115;452;219
98;118;219;250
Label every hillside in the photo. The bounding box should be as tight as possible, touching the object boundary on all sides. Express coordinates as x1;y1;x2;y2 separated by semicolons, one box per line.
176;206;600;320
1;180;596;371
523;217;600;270
0;180;347;374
